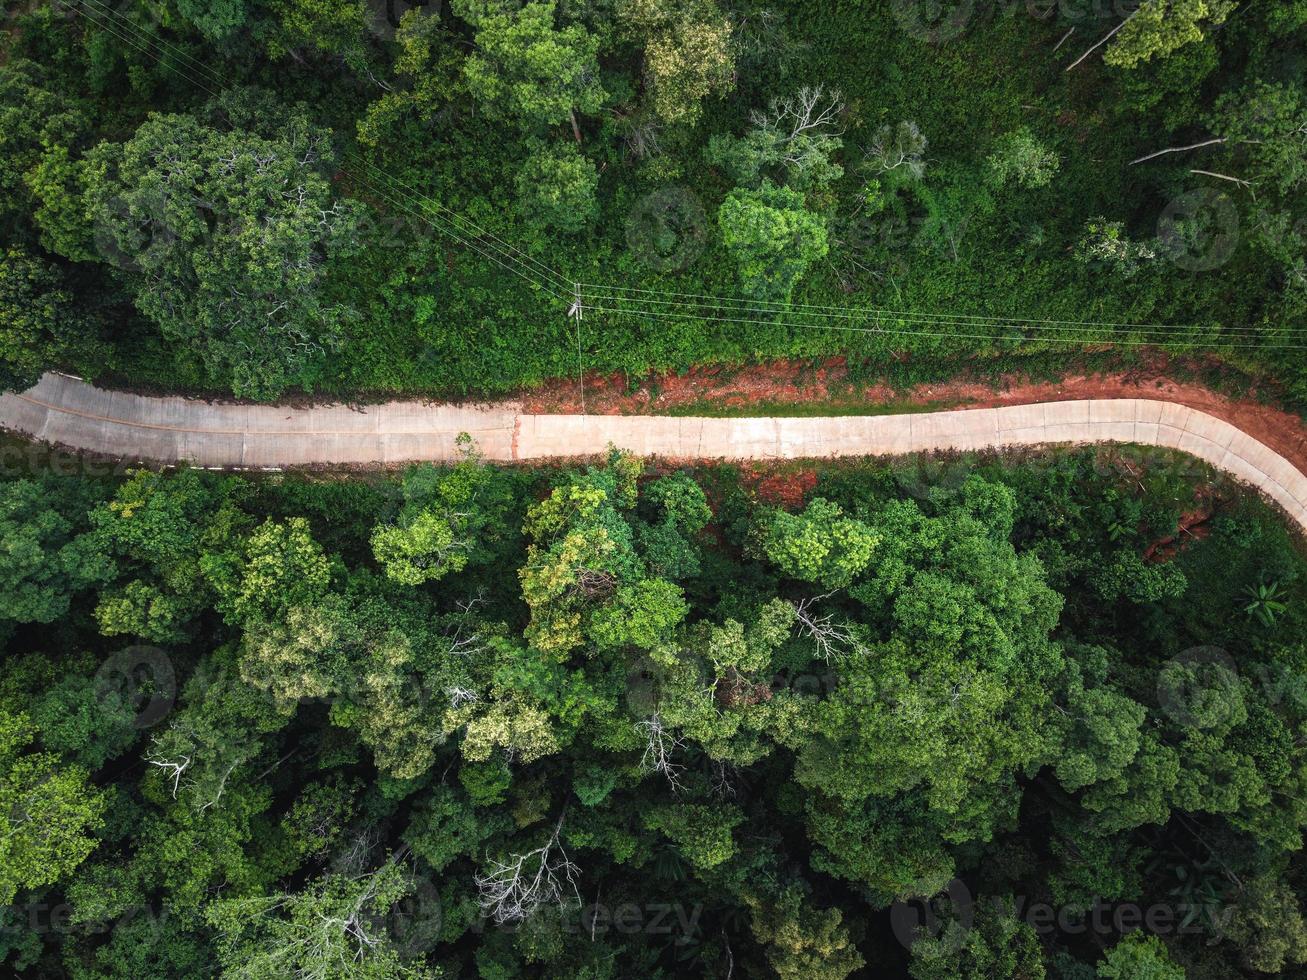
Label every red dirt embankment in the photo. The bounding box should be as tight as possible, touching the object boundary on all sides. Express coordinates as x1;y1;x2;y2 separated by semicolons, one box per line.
521;358;1307;476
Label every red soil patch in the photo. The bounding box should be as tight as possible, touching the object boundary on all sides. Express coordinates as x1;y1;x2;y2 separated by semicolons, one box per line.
745;467;819;509
520;356;1307;477
1145;507;1216;563
524;358;837;416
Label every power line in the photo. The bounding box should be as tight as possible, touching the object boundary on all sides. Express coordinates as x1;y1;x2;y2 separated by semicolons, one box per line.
577;282;1302;339
352;160;573;295
348;159;570;299
78;0;552;294
576;286;1293;341
77;0;227;98
73;0;574;299
579;302;1307;351
59;1;1304;361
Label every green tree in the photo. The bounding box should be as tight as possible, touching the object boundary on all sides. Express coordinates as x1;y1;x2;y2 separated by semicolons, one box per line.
404;785;510;872
804;794;957;905
1090;549;1187;603
1052;648;1147;793
620;0;735;125
238;597;354;714
0;710;108;906
1095;931;1185;979
1074;218;1157;279
1106;0;1237;69
203;516;333;624
707;86;845;191
0;60;87;229
1209;82;1307;313
142;644;289;818
89;467;239;637
746;885;865;980
280;778;359;861
372;509;477;586
642;802;743;869
324;595;458;781
986;127;1060;189
176;0;254;40
634;472;711;579
794;482;1066;894
0;653;139;769
753;497;877;589
514;141;599;235
358;8;462;146
1046;831;1145;917
517;453;658;657
1212;82;1307;196
718;183;829;302
0;479;112;624
908;899;1044;980
370;445;512;587
0;248;98;392
63;907;215;980
26;140;96;263
95;579;192;643
265;0;372;73
206;860;439;979
456;0;606;128
646;598;795;765
1078;733;1180;835
588;579;689;650
82;90;362;399
1221;874;1307;973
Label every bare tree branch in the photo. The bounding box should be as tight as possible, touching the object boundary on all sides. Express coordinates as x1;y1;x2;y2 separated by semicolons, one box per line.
1129;137;1227;166
475;817;582;925
790;592;860;661
1066;11;1138;72
636;713;685;793
1189;169;1252;187
751;84;845;144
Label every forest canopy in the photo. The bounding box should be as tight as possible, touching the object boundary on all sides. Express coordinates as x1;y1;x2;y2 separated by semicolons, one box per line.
0;443;1305;977
4;2;1307;978
0;0;1305;400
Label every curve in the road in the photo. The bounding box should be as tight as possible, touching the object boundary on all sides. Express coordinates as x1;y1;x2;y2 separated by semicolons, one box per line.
2;373;1306;532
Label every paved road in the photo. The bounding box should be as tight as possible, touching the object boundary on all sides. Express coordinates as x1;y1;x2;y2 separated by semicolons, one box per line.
3;373;1305;531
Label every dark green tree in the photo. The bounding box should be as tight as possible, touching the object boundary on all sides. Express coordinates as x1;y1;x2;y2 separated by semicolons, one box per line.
82;90;362;399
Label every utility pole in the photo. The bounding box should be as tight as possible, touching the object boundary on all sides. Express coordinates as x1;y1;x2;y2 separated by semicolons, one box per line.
568;283;586;415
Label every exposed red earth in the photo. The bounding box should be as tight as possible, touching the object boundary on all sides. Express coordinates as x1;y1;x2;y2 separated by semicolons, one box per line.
520;358;1307;477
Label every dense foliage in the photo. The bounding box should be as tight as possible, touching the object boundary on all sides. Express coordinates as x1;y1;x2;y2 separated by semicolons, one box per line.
1;1;1305;400
0;443;1305;978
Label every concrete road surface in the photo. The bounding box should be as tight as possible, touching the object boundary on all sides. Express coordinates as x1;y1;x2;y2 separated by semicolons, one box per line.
2;373;1305;531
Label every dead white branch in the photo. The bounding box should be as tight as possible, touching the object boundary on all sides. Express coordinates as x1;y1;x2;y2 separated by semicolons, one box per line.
751;84;845;143
475;817;581;925
1066;11;1137;72
636;713;686;792
196;760;238;813
1129;137;1227;166
447;685;479;708
791;592;859;661
864;121;928;181
711;759;737;799
1189;169;1252;187
145;741;191;799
